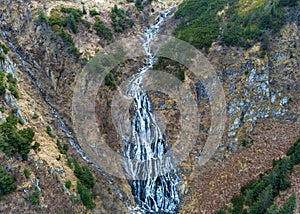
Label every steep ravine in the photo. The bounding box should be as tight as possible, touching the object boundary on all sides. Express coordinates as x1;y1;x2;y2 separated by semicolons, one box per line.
0;0;299;213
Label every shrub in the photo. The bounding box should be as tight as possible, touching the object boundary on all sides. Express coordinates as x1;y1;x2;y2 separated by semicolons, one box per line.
23;168;30;179
174;0;295;49
277;193;296;214
93;19;112;40
104;72;117;90
59;28;81;59
0;167;15;199
0;114;35;160
111;5;133;32
135;0;143;10
0;71;5;95
73;159;95;189
0;42;9;54
67;157;73;168
290;148;300;166
9;83;19;99
77;181;95;209
65;180;72;189
286;138;300;156
6;73;16;84
67;14;78;33
0;52;5;62
56;140;68;154
30;186;40;205
229;195;245;214
249;185;274;214
32;112;39;119
60;7;83;21
90;9;100;17
153;57;185;81
46;125;54;138
31;142;40;151
35;10;48;25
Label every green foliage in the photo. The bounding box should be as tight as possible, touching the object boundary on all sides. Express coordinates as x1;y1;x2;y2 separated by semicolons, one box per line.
37;7;84;60
46;125;54;138
56;140;68;154
73;159;95;189
30;186;40;205
174;0;298;49
278;0;298;7
90;9;100;17
60;7;84;34
104;72;117;90
277;193;296;214
267;158;291;193
31;142;40;151
245;178;268;205
0;167;15;199
8;83;19;99
249;185;274;214
7;73;17;86
229;195;246;214
215;209;227;214
65;180;71;189
0;71;5;95
286;138;300;156
217;137;300;214
111;5;134;32
67;14;78;33
0;42;9;54
48;9;67;27
135;0;143;10
23;168;30;179
0;113;35;160
77;181;95;209
93;19;113;40
153;57;185;81
0;53;5;62
287;138;300;166
35;10;48;25
59;28;81;59
61;7;83;20
67;157;73;168
32;112;39;119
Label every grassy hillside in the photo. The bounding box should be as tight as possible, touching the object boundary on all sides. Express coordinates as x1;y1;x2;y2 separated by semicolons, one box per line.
174;0;299;50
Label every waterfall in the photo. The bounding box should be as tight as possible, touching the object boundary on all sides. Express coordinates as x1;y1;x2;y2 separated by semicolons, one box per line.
122;9;180;213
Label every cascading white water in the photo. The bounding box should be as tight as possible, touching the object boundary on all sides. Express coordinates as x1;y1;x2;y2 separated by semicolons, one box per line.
122;10;180;213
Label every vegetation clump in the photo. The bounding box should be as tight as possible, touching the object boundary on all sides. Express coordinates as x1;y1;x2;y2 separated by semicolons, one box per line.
153;57;185;82
111;5;134;32
216;137;300;214
0;113;35;160
93;18;113;40
0;71;5;95
90;9;101;17
174;0;299;50
0;42;8;54
0;167;15;199
67;159;95;209
29;186;40;205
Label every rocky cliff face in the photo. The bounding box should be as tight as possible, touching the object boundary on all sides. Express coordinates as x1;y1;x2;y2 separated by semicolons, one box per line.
0;0;299;213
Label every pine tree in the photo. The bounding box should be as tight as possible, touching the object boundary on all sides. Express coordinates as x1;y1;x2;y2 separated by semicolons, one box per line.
249;185;274;214
278;194;296;214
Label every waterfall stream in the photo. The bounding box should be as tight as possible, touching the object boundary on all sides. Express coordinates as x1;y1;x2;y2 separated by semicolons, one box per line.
121;9;180;213
0;4;180;214
0;20;133;211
